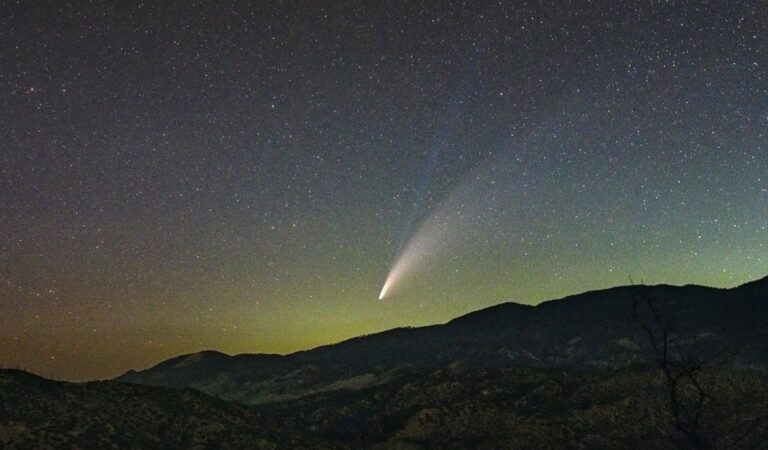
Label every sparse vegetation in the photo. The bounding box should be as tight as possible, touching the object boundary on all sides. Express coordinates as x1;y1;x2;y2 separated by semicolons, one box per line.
2;366;767;449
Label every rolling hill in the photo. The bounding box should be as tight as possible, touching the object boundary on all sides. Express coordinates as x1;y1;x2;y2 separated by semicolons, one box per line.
0;369;332;449
4;365;768;448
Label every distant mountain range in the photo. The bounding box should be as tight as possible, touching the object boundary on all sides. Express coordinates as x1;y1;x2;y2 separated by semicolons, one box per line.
117;276;768;405
3;276;767;449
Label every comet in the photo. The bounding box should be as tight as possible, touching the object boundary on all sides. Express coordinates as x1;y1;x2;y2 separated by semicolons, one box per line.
376;9;509;300
378;165;500;299
377;120;550;299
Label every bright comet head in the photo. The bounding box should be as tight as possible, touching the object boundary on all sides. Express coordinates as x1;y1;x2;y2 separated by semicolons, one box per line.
378;278;391;300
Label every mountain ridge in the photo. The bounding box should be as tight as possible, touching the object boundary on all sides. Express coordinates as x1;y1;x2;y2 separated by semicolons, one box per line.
116;275;767;405
127;276;766;371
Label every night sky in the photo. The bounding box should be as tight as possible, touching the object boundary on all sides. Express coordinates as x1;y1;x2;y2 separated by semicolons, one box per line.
1;1;766;380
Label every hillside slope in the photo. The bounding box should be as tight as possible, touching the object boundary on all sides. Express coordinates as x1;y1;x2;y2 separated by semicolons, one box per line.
0;369;334;449
5;366;768;449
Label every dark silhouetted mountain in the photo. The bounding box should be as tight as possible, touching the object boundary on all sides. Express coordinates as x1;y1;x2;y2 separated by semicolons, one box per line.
117;276;767;405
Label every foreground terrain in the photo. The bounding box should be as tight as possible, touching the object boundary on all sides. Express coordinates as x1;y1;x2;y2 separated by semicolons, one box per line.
0;369;325;449
2;366;768;449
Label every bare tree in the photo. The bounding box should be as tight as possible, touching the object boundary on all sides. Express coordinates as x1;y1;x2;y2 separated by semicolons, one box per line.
630;280;711;449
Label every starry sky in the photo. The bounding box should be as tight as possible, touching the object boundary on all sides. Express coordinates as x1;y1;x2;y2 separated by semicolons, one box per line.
1;1;766;380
